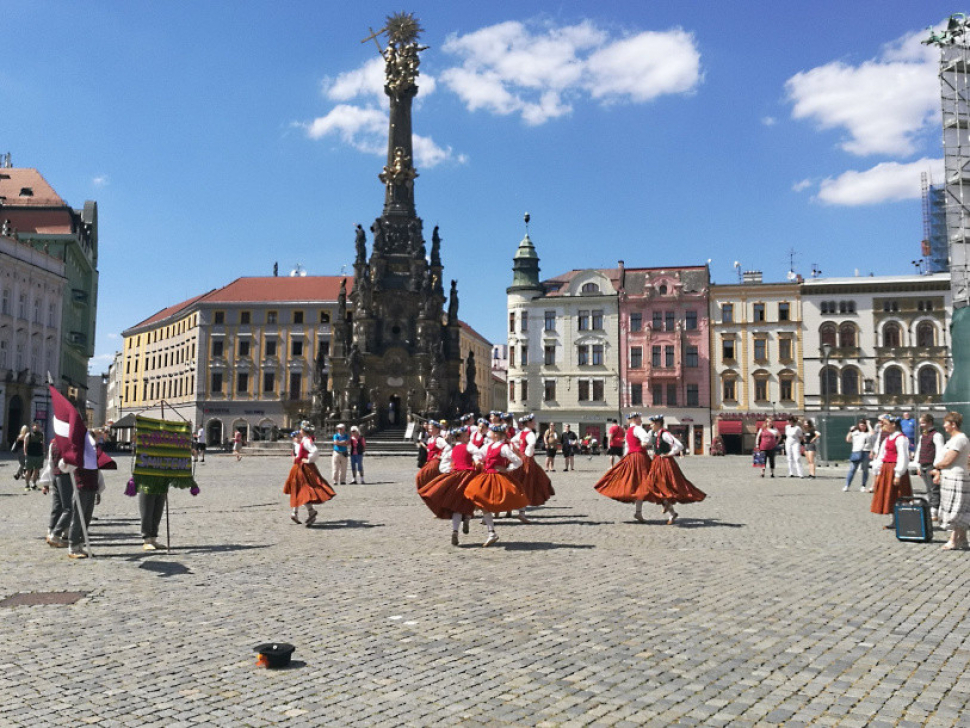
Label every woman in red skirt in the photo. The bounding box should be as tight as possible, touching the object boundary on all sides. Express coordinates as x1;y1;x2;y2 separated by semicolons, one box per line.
415;420;451;490
870;416;912;529
464;425;528;547
594;412;654;521
283;422;335;527
509;414;555;522
418;427;483;545
644;415;706;524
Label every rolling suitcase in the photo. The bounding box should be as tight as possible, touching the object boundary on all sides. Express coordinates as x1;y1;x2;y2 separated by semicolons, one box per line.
894;496;933;543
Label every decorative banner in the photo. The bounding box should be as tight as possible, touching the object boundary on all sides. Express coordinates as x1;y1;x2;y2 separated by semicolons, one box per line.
133;416;198;494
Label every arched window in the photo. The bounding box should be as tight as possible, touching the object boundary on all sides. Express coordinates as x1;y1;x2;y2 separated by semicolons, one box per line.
883;323;901;348
841;368;859;396
884;366;904;395
581;282;600;294
820;323;837;347
918;367;939;395
916;322;935;348
820;366;838;396
839;323;856;348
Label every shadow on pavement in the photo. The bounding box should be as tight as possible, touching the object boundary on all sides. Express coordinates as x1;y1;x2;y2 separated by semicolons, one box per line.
499;542;596;551
675;518;746;529
138;560;193;577
308;519;384;530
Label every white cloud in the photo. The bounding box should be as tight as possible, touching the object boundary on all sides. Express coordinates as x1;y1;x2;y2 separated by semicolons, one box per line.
792;179;812;193
440;20;700;125
324;55;437;102
815;157;943;206
762;116;777;127
92;175;109;188
785;29;941;156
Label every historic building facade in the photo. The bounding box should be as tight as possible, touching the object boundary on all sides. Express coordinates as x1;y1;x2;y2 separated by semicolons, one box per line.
458;321;492;415
0;163;98;404
0;231;66;445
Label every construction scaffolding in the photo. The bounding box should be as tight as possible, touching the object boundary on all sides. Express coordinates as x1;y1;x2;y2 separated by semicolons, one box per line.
921;172;949;273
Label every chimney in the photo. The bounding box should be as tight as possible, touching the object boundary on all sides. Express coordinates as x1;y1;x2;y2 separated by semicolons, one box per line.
618;260;625;291
742;270;763;284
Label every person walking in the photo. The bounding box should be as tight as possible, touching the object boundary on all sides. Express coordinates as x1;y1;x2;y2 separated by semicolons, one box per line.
11;424;28;481
331;423;350;485
916;414;946;522
23;422;45;491
755;421;780;478
561;424;578;472
931;412;970;550
784;415;804;479
543;423;559;472
349;425;366;484
44;439;72;548
870;416;913;530
195;425;206;463
593;413;654;522
232;429;243;461
283;422;335;526
803;419;820;479
66;464;103;559
844;418;875;492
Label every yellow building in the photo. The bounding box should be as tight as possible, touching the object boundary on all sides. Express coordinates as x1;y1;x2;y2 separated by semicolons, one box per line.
458;321;493;414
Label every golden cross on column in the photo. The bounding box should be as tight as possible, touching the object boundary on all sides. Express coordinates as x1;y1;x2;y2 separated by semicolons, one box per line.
361;26;386;53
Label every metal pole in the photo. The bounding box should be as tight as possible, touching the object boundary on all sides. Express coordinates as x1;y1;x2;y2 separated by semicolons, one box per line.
164;492;171;554
70;482;93;557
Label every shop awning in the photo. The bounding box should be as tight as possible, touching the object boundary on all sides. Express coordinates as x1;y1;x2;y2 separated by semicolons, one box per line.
717;420;743;435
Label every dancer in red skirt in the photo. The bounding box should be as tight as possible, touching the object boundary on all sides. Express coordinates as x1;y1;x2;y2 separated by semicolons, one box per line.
593;412;654;521
644;415;706;524
415;420;451;491
509;414;555;522
283;422;335;527
870;415;912;529
464;425;528;547
418;427;483;545
470;418;487;449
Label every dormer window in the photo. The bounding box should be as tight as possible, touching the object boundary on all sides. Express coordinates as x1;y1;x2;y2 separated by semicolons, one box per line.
658;284;668;295
19;187;33;197
581;282;600;294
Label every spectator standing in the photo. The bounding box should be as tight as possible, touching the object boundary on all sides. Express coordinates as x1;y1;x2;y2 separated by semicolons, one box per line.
917;414;946;521
332;423;350;485
543;423;559;472
803;419;820;479
900;412;917;454
933;412;970;550
350;425;366;484
784;415;804;479
561;424;578;472
755;421;780;478
196;425;206;463
844;418;875;492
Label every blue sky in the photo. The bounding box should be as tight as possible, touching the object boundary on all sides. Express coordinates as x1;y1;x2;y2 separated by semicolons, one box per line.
0;1;958;372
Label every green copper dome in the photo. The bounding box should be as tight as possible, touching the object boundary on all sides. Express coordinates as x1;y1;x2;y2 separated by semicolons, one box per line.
509;233;542;291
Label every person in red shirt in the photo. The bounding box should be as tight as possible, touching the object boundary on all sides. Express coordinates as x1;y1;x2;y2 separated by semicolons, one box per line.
606;419;625;466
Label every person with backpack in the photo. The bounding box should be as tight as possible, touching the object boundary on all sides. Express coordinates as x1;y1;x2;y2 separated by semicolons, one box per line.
755;421;780;478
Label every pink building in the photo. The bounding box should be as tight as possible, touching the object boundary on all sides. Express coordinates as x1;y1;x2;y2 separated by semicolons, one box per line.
617;263;711;455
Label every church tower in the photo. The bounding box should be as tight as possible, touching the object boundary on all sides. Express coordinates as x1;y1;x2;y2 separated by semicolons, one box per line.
326;13;462;425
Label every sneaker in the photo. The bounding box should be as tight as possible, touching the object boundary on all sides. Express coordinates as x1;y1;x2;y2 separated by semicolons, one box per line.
290;514;302;525
770;473;775;478
360;478;365;483
483;532;499;548
634;513;646;523
860;486;867;492
843;484;850;492
667;512;679;525
49;536;67;549
143;541;157;551
68;550;88;559
351;480;358;484
451;531;459;546
24;485;31;493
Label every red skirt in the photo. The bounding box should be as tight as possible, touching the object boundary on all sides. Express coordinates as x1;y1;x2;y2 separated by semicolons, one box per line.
870;467;913;515
594;451;654;503
464;471;529;513
642;456;707;504
418;469;477;518
415;457;442;491
511;456;555;506
283;462;336;508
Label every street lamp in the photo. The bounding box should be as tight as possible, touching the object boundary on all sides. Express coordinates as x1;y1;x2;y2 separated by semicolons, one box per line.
821;343;833;466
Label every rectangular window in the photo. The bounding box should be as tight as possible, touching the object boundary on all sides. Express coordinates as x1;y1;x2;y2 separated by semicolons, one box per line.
778;302;790;321
652;311;662;330
267;311;277;325
722;303;733;323
509;346;516;368
293;310;304;324
509;312;516;333
521;380;528;401
320;310;331;323
667;384;677;406
754;338;767;361
592;344;603;366
665;311;675;332
685;310;697;330
292;339;303;357
685;345;698;368
780;378;793;400
544;311;556;331
289;373;302;399
593;380;604;401
509;381;515;402
544;345;556;366
236;373;248;393
214;311;225;325
630;383;643;405
722;339;735;361
238;340;250;357
630;312;642;332
212;340;224;357
263;372;275;393
318;341;329;359
755;378;768;401
686;384;699;407
240;311;251;325
753;303;765;322
520;345;529;366
578;380;590;401
630;346;643;369
544;380;556;402
578;311;589;330
665;346;674;368
577;346;589;365
778;337;792;361
653;384;663;406
592;310;604;330
265;339;277;357
521;312;528;332
723;379;736;401
652;345;661;367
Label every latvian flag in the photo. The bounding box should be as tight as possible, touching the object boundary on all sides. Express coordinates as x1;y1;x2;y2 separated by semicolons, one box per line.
49;385;116;470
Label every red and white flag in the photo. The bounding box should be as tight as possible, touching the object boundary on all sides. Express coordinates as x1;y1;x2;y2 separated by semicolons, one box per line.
49;385;115;470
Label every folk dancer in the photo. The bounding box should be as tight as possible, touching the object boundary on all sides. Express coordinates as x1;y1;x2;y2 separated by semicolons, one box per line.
644;415;706;525
415;420;451;490
508;414;555;522
283;422;335;527
471;418;487;449
418;427;481;545
463;425;528;547
870;416;913;530
593;413;654;522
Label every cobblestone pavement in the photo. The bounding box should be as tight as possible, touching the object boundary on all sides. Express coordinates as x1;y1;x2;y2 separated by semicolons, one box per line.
2;452;970;727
